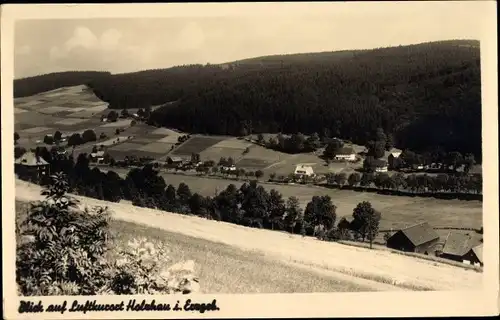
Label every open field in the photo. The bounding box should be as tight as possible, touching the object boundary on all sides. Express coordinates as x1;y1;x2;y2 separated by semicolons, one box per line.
54;118;90;126
14;108;29;114
236;158;272;169
100;119;132;128
20;126;53;134
107;149;161;160
15;180;482;291
200;147;246;162
171;136;227;156
107;142;143;152
137;142;175;154
157;135;181;144
97;136;134;147
151;127;182;136
103;170;482;243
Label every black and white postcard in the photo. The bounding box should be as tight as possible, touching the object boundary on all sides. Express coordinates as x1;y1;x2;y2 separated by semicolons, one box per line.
1;2;498;319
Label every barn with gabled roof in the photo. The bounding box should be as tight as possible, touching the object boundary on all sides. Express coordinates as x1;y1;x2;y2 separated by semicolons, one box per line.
440;232;483;266
386;222;440;254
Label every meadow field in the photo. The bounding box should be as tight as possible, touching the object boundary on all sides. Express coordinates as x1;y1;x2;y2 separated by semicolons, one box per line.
102;168;482;245
15;180;482;292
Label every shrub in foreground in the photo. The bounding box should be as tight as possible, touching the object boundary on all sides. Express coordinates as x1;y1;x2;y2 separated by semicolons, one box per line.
16;173;200;296
100;237;199;295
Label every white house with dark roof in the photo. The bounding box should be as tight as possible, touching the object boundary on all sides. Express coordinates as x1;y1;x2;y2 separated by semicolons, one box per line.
334;146;356;161
294;164;315;177
90;150;106;163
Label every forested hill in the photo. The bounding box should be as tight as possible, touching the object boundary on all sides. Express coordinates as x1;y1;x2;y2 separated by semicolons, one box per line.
14;71;111;97
13;39;481;159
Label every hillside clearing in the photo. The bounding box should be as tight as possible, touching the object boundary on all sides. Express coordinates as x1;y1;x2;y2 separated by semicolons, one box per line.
15;179;482;291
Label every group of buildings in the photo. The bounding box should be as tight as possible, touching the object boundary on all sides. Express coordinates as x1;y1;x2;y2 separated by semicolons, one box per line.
334;146;397;173
386;222;483;266
339;218;483;267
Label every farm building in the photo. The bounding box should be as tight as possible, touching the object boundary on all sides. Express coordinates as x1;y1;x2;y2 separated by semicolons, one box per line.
374;159;388;172
15;151;50;181
386;222;440;254
388;152;402;169
389;149;402;158
220;165;237;172
440;232;482;265
89;151;106;164
463;244;483;267
167;156;184;165
294;164;315;177
334;147;356;161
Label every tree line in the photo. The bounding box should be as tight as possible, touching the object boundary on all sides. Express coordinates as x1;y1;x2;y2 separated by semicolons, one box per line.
14;40;482;161
17;151;383;245
324;171;482;195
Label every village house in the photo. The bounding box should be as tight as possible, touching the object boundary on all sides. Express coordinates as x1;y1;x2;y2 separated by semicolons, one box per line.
294;164;315;177
463;244;483;267
221;165;237;173
440;232;482;266
89;150;106;164
386;222;440;254
374;159;388;172
388;150;402;169
389;149;402;158
15;151;50;181
167;156;184;166
56;147;67;156
334;147;356;161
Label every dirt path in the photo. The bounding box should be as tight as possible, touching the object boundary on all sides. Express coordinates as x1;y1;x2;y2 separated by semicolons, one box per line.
15;180;482;291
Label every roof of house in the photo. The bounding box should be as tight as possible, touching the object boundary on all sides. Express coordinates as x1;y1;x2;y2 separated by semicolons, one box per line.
15;151;49;166
295;164;313;169
168;156;183;162
397;222;439;247
90;151;105;157
471;244;483;263
295;165;314;173
442;232;475;257
336;147;356;155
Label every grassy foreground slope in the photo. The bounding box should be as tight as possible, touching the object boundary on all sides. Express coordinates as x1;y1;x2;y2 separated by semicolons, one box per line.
16;200;378;293
15;179;482;292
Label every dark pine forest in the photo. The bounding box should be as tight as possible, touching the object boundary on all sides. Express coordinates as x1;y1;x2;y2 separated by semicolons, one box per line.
14;40;482;161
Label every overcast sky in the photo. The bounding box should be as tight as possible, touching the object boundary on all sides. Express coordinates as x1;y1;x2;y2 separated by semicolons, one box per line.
13;2;490;79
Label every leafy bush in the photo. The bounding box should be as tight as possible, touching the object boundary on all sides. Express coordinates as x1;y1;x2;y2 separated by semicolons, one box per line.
100;237;199;295
16;173;200;296
16;172;112;296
